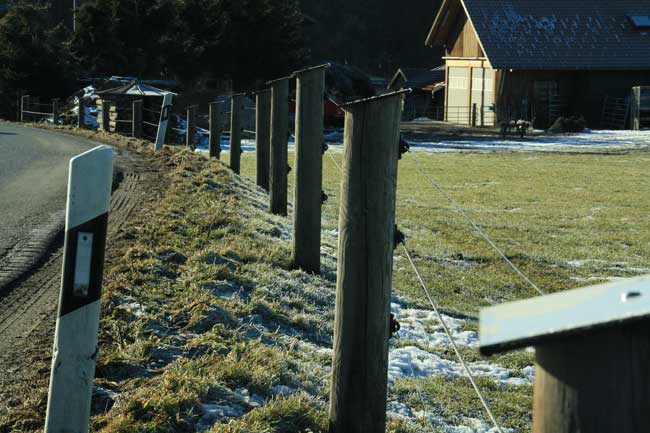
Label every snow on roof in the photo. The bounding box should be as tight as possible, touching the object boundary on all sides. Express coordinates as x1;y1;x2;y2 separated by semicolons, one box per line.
97;81;177;97
427;0;650;70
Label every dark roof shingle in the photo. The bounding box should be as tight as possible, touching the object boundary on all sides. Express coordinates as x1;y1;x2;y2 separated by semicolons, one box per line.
454;0;650;70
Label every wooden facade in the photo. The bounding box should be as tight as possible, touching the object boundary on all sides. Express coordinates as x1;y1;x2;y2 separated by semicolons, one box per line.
427;0;650;129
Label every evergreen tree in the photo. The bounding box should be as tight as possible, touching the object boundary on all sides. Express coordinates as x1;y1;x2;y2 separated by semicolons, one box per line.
0;3;74;118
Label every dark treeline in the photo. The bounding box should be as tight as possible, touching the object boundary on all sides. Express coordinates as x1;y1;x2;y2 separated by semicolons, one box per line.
301;0;442;75
0;0;440;118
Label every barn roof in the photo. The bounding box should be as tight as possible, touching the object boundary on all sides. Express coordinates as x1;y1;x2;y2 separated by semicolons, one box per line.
426;0;650;70
388;68;445;90
97;81;176;97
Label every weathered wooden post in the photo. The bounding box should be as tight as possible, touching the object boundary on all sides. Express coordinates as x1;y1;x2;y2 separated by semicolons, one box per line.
52;99;60;124
100;100;110;132
20;95;30;122
186;105;197;148
45;145;114;433
472;103;478;127
255;90;272;191
78;97;85;129
229;94;245;174
268;77;291;216
155;93;173;151
209;101;223;159
480;275;650;433
292;65;328;274
329;90;405;433
631;87;641;131
132;100;143;138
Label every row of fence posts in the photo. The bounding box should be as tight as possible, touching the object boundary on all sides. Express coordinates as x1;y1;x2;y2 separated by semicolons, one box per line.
20;95;61;124
29;65;406;433
173;63;408;432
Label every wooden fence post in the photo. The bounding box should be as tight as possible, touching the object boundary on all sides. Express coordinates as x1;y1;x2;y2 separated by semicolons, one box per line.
480;276;650;433
20;95;29;122
229;94;244;174
472;103;478;127
209;101;223;159
78;97;85;129
292;65;327;274
52;99;60;124
255;90;272;191
328;91;405;433
155;93;173;151
132;100;143;138
44;145;114;433
268;77;290;216
186;105;197;148
100;100;110;132
631;87;641;131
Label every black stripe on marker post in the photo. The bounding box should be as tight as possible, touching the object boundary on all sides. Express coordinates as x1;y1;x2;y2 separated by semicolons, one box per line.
58;213;108;317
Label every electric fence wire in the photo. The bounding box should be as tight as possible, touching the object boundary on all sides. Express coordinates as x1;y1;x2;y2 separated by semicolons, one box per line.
326;148;342;171
411;155;545;296
401;242;505;433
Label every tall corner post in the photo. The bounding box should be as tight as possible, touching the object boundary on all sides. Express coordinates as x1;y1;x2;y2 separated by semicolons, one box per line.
20;95;30;122
269;78;290;216
255;90;272;191
186;105;197;149
44;146;114;433
78;97;85;129
52;99;60;125
533;323;650;433
229;95;244;174
328;92;404;433
100;100;111;132
209;101;223;159
293;66;326;274
155;93;173;151
132;100;143;138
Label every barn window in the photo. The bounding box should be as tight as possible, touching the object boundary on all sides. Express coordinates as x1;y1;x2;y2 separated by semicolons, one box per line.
629;15;650;28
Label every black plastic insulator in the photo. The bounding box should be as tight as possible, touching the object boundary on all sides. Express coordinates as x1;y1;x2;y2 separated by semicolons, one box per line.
398;138;410;160
389;313;401;339
322;142;329;154
321;191;329;204
287;165;292;174
394;225;405;249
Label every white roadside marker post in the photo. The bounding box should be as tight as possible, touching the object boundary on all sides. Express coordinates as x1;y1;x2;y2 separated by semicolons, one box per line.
155;93;174;151
45;145;114;433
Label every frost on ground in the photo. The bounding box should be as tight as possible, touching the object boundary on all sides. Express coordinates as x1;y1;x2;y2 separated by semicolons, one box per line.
198;128;650;157
85;150;532;433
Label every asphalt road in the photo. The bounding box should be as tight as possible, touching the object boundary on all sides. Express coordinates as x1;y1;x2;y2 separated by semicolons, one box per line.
0;123;98;260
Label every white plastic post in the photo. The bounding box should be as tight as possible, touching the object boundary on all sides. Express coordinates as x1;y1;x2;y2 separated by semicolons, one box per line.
45;145;114;433
155;93;174;151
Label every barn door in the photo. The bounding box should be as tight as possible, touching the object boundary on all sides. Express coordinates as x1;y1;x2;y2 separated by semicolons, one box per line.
447;67;470;125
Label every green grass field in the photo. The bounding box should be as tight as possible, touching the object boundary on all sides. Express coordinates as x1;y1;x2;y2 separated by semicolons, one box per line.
235;148;650;315
229;146;650;431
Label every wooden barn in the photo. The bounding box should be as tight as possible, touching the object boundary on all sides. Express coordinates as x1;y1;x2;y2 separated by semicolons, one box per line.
388;67;446;121
426;0;650;129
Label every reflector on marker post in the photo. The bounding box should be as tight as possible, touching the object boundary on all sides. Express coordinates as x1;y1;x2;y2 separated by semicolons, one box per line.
45;145;113;433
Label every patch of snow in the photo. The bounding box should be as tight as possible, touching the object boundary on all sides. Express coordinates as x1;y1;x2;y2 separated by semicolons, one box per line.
270;385;296;397
196;403;246;431
388;346;532;386
392;300;479;349
406;130;650;154
235;388;265;407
